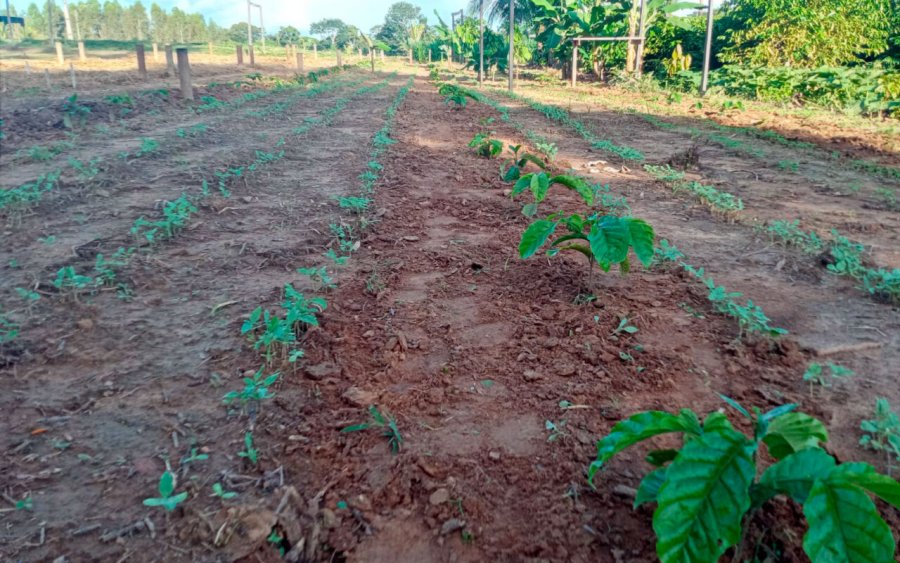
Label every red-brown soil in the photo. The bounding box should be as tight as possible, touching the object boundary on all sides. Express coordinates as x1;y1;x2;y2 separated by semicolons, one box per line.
1;69;898;562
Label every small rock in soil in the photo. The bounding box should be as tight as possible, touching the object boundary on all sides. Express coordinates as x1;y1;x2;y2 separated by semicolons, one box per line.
612;484;638;498
342;387;378;408
523;370;542;382
489;451;501;461
304;362;340;380
440;518;466;536
429;488;450;506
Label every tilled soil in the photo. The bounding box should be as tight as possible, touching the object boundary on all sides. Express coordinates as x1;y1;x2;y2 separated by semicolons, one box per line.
1;71;898;562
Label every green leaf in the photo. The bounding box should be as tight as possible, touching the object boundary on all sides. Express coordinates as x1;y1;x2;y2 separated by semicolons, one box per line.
828;463;900;508
530;172;550;203
756;448;836;505
158;471;176;497
625;218;655;267
635;466;668;508
646;449;679;467
521;203;538;217
341;423;370;433
588;216;631;264
589;410;701;482
550;174;593;205
519;220;558;259
653;427;756;563
762;412;828;460
512;174;532;197
803;476;896;563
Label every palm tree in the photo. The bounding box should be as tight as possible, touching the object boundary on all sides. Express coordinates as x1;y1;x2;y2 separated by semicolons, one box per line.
465;0;542;27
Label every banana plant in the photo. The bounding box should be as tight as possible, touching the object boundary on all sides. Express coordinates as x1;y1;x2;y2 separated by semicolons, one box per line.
589;397;900;563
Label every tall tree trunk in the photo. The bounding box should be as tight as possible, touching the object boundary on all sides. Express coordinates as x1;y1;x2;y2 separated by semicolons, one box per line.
62;0;73;40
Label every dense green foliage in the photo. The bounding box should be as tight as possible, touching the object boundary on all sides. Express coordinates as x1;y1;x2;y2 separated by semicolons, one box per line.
591;399;900;563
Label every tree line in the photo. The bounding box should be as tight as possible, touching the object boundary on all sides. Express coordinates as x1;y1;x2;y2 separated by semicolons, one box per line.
4;1;225;44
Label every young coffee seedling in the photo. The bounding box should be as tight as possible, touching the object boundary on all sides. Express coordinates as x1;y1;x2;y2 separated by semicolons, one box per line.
68;156;102;181
143;470;188;512
210;483;238;500
545;419;568;442
590;396;900;563
238;432;258;465
438;83;475;109
860;398;900;476
0;312;19;344
336;196;370;214
53;266;95;299
324;248;349;265
802;362;855;394
511;172;593;217
181;447;208;467
500;144;548;182
612;316;638;336
223;367;280;412
242;308;296;365
342;405;403;454
131;196;198;243
297;266;337;291
468;133;503;159
62;94;91;129
135;137;160;157
519;211;655;284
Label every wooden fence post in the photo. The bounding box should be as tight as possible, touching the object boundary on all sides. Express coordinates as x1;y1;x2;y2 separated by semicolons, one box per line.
24;61;31;74
313;43;317;59
336;50;341;67
55;41;64;65
296;52;304;72
236;44;244;65
136;43;147;80
176;48;193;100
44;68;51;89
249;44;255;66
78;41;86;61
370;49;375;72
208;41;213;55
381;50;385;63
165;45;175;75
69;63;76;89
152;42;158;62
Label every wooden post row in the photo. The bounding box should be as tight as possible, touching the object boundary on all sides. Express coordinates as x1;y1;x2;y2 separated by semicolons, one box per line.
78;41;86;61
165;44;175;75
296;52;304;72
135;43;147;79
249;44;255;66
236;44;244;65
176;48;193;100
55;41;64;65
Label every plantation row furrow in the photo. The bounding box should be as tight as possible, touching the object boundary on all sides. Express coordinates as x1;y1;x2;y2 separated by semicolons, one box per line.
440;80;788;342
0;68;360;214
467;86;899;305
448;77;900;375
0;67;350;166
0;75;410;561
0;73;376;264
468;81;900;218
0;75;400;338
566;85;900;186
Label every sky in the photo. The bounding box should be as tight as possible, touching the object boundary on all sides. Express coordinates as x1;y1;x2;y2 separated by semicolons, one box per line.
150;0;464;34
